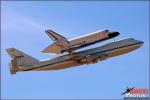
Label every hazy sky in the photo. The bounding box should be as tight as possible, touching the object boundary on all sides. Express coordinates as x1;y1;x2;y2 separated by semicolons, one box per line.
1;1;149;99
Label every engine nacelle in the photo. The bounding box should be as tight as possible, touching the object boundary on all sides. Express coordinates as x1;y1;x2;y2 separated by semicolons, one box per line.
99;54;108;61
80;55;99;64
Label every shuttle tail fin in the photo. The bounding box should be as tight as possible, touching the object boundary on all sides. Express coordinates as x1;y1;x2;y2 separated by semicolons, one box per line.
45;29;67;41
6;48;39;74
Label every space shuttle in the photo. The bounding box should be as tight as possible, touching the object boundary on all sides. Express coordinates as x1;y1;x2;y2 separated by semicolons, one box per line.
42;29;120;54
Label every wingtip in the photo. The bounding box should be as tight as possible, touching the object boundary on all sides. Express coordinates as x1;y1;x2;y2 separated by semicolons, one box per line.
6;48;15;57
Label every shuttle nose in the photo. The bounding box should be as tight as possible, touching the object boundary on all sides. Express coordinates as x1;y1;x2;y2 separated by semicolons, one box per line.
108;32;120;38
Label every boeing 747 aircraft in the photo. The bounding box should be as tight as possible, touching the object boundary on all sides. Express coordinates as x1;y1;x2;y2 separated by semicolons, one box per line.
6;38;143;75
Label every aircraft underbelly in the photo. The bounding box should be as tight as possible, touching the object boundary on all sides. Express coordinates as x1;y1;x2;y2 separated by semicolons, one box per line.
33;60;81;71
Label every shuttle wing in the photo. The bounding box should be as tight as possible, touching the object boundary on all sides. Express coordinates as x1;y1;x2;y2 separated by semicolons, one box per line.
45;29;67;41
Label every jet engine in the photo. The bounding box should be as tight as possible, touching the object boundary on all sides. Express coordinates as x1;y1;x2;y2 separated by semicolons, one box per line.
77;54;108;64
99;54;108;61
78;55;99;64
